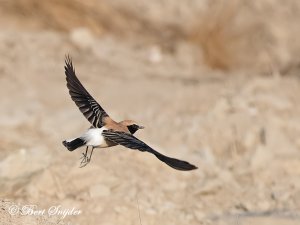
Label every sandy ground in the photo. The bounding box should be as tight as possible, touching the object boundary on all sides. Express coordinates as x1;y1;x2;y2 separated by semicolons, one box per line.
1;1;300;225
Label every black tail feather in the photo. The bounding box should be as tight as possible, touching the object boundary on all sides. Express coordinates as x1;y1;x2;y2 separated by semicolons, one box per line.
154;154;197;171
62;138;86;151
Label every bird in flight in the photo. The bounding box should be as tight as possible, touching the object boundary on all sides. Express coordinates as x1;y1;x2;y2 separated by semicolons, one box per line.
62;56;197;171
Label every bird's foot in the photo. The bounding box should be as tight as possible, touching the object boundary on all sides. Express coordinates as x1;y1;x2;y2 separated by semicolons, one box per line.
80;152;87;163
79;156;92;168
79;152;93;168
79;159;89;168
79;147;94;168
79;152;89;168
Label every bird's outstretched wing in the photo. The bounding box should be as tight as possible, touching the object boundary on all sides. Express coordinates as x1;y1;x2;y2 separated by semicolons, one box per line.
65;55;109;128
102;130;197;171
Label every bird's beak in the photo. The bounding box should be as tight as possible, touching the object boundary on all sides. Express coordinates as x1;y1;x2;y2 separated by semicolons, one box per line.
138;125;145;129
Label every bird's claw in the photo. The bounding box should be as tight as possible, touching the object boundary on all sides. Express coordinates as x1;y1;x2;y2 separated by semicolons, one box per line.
79;147;94;168
79;153;91;168
79;161;88;168
80;152;87;161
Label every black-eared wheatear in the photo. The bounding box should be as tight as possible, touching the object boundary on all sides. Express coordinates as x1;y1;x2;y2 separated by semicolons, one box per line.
62;56;197;171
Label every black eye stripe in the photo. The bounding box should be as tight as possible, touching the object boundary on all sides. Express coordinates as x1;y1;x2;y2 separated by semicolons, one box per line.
127;124;139;134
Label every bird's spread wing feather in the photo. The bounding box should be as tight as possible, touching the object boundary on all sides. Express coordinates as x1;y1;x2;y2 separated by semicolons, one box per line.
102;130;197;171
65;56;109;128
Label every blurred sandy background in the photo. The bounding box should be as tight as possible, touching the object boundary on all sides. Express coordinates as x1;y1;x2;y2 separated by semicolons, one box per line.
1;0;300;224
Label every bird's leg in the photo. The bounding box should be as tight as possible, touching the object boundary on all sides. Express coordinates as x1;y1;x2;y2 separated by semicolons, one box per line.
79;146;95;168
87;147;95;163
80;146;89;161
80;146;89;167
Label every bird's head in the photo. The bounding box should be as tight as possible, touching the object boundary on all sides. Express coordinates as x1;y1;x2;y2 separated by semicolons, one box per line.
121;120;145;134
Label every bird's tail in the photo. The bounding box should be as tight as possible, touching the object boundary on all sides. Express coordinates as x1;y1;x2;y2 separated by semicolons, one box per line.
154;153;197;171
62;138;86;151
